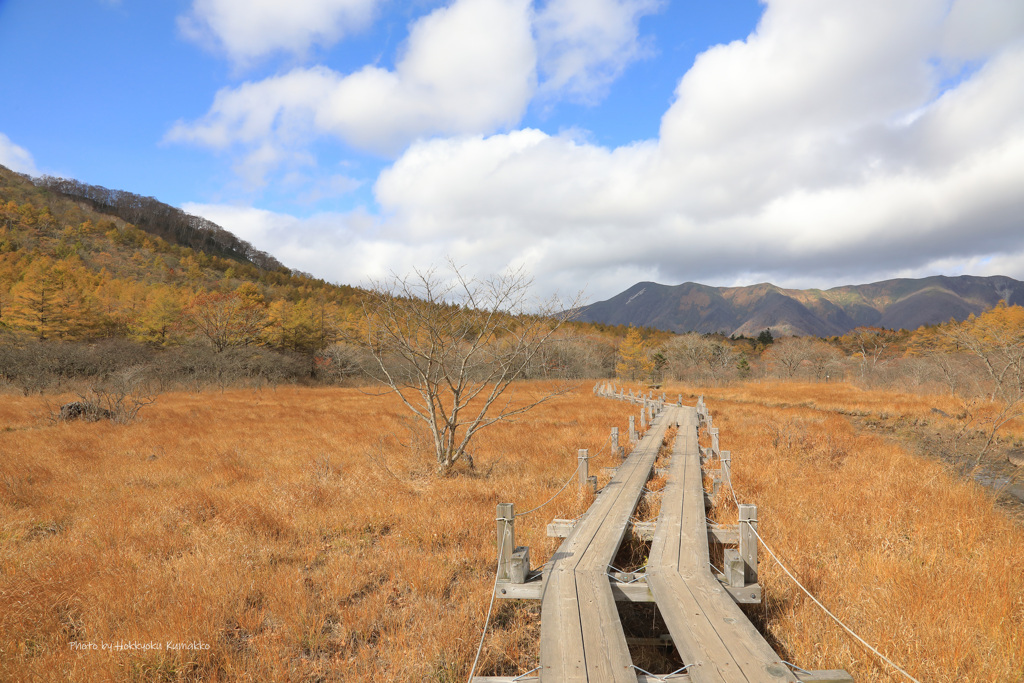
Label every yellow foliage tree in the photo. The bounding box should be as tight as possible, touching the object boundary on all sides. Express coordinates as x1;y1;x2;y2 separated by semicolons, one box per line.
616;326;654;382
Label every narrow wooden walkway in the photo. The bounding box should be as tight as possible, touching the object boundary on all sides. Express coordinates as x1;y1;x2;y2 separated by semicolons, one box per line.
538;405;677;682
646;407;799;682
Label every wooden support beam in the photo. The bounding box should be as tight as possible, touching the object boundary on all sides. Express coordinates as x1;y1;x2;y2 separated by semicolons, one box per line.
629;415;637;444
793;672;855;682
611;426;620;457
549;519;740;544
640;403;647;429
472;671;850;683
497;573;756;604
509;547;530;584
721;450;731;487
724;549;744;587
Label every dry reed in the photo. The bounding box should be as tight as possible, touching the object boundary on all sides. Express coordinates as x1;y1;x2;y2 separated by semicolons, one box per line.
667;381;1024;682
1;382;634;682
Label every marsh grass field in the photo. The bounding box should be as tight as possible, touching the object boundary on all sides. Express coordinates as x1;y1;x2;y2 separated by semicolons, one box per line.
2;380;1023;681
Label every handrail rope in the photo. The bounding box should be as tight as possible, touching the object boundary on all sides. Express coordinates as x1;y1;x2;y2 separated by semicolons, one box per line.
712;418;922;683
515;436;611;518
466;524;510;682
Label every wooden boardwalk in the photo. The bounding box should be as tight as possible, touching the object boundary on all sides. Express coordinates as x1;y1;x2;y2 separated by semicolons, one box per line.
538;404;676;682
477;389;851;683
646;407;799;682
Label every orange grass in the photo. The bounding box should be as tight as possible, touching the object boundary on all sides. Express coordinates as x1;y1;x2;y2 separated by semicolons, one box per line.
0;382;636;682
670;381;1024;682
684;380;1024;441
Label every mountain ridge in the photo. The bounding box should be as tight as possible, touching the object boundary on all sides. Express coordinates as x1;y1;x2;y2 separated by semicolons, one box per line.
574;275;1024;337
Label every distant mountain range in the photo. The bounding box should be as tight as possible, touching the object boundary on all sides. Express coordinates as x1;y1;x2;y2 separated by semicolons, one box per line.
573;275;1024;337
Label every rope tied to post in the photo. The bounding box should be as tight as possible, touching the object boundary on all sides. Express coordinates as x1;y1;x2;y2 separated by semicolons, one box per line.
716;426;922;683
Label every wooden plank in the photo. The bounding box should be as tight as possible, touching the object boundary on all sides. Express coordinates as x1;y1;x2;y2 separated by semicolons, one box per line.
794;673;855;683
538;408;675;682
646;407;800;683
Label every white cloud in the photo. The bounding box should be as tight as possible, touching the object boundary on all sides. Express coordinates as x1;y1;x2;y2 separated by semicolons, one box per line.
178;0;381;64
0;133;39;176
940;0;1024;60
168;0;536;157
183;0;1024;300
534;0;662;103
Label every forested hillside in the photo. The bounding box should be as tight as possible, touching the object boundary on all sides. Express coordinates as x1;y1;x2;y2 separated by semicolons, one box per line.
0;165;664;389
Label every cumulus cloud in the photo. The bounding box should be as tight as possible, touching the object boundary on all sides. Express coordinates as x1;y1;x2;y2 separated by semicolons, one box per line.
184;0;1024;299
0;133;39;176
178;0;380;64
168;0;536;157
534;0;662;103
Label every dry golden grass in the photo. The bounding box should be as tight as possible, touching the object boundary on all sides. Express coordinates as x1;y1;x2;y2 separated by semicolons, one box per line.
665;381;1024;682
689;380;1024;442
0;382;636;682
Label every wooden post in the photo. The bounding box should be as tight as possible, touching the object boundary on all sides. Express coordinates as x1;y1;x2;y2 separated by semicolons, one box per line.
720;450;731;486
648;402;654;423
496;503;515;581
611;427;620;457
629;416;637;444
639;404;647;429
724;549;744;587
578;449;589;489
677;393;682;406
739;504;758;584
710;428;719;456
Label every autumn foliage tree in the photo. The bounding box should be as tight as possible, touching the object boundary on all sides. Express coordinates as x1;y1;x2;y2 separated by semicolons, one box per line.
182;283;268;351
616;326;653;382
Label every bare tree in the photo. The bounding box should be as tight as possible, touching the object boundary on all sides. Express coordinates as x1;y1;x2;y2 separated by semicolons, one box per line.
361;263;578;473
663;333;737;385
942;303;1024;462
764;337;812;378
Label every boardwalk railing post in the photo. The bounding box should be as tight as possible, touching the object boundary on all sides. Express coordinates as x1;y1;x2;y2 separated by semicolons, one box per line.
496;503;515;581
629;416;637;444
720;450;731;487
611;427;620;457
648;402;654;423
739;503;758;585
710;428;720;457
640;404;647;429
578;449;596;493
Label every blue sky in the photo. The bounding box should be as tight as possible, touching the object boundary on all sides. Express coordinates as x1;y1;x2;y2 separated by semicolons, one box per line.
2;0;1023;301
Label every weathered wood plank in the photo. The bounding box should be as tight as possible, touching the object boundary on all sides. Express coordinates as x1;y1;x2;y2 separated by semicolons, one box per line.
538;408;674;682
646;407;800;683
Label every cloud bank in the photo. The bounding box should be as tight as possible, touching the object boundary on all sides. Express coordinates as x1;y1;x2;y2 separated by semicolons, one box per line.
176;0;1024;299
